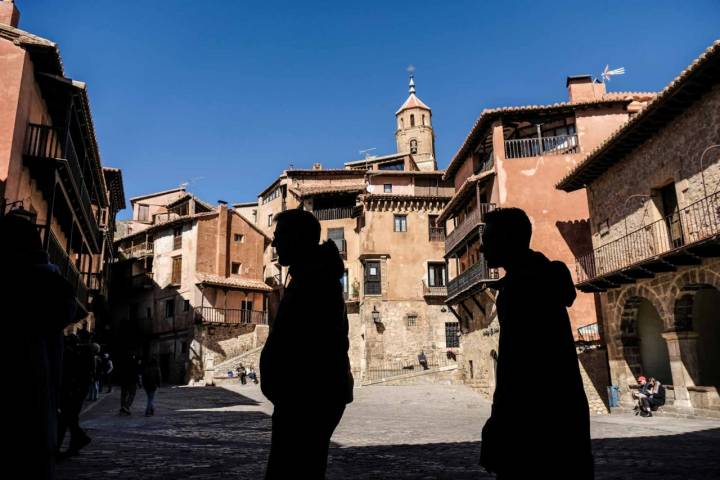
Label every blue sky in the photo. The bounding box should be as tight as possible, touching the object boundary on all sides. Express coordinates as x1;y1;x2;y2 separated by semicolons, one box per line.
17;0;720;217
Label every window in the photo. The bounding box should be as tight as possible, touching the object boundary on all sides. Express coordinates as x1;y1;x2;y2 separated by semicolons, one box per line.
231;262;242;275
384;184;392;193
410;114;415;127
173;227;182;250
241;300;254;311
234;234;245;243
598;219;609;237
378;160;404;171
422;114;426;126
364;260;381;295
328;228;345;254
428;215;444;241
268;213;273;227
410;139;418;154
445;322;460;348
407;314;418;327
401;118;405;129
165;299;175;319
428;263;447;287
394;215;407;232
342;269;349;298
183;299;190;312
138;204;149;222
262;187;282;204
171;256;182;285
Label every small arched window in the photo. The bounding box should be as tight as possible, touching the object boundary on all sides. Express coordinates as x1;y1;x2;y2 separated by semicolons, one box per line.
410;139;418;154
400;118;404;129
422;115;426;126
410;114;415;127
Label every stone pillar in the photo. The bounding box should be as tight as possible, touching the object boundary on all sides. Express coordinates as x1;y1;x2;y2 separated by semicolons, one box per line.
203;352;216;386
662;331;700;409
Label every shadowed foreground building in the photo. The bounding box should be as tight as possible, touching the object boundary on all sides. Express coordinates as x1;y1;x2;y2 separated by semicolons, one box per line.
0;0;125;336
112;188;271;383
439;69;656;413
557;40;720;417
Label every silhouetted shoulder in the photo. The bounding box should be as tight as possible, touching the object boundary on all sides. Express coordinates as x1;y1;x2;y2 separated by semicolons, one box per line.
548;260;576;307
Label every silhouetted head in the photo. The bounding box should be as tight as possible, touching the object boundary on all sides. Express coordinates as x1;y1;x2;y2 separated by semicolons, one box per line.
480;208;532;269
271;208;321;267
0;212;45;266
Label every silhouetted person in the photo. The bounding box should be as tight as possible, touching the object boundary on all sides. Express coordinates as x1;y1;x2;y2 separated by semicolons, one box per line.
478;208;593;479
58;337;97;458
418;351;429;370
260;209;353;479
142;357;162;416
0;213;77;478
100;352;114;393
119;353;141;415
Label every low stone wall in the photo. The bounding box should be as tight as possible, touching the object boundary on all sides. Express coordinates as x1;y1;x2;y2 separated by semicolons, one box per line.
363;366;458;386
578;348;611;415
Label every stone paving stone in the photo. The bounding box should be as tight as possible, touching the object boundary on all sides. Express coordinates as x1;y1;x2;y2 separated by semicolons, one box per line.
56;384;720;479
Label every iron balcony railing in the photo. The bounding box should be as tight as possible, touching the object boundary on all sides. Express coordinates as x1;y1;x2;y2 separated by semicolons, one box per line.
47;230;89;306
445;203;496;256
446;258;499;303
25;124;100;248
364;351;458;383
575;191;720;283
429;227;446;242
313;207;355;221
194;307;268;325
504;134;578;159
577;322;601;344
422;280;447;297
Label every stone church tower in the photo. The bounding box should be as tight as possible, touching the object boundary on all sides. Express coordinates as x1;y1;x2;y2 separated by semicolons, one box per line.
395;75;437;171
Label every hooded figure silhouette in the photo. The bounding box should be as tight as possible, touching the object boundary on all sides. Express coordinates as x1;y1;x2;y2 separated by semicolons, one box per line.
478;208;593;479
260;208;353;479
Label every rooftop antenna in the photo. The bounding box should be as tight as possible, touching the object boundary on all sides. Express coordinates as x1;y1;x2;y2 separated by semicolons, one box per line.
601;65;625;82
359;148;377;159
181;176;204;192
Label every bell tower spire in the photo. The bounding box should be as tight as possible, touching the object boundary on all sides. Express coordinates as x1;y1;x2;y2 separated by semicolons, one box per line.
395;67;436;171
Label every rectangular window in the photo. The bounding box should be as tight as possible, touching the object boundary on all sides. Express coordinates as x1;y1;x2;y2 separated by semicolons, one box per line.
428;262;447;287
231;262;242;275
394;215;407;232
165;299;175;319
173;227;182;250
138;204;149;222
407;314;417;327
342;269;349;299
328;228;345;254
183;299;190;312
445;322;460;348
171;256;182;285
364;260;381;295
384;184;392;193
234;233;245;243
241;300;254;311
428;215;444;241
268;214;273;227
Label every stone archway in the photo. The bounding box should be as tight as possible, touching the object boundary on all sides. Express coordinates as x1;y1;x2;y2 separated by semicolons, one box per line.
693;286;720;388
637;298;672;385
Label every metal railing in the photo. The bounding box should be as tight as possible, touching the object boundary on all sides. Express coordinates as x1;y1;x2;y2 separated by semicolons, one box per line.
25;124;100;247
313;207;355;221
504;134;578;159
447;258;499;302
575;191;720;283
364;351;458;383
577;322;601;344
445;203;495;255
47;230;88;305
194;307;268;325
429;227;446;241
422;280;447;297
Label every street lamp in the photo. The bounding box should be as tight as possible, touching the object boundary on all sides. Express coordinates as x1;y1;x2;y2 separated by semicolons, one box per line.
371;305;381;324
699;144;720;197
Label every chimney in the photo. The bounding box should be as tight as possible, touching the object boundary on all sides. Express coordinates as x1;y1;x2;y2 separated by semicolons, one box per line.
0;0;20;27
215;202;229;276
566;75;606;102
312;163;323;170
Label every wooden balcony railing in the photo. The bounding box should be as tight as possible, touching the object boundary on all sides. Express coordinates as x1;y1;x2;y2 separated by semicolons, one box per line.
575;191;720;284
446;258;499;303
118;242;154;260
47;230;89;305
194;307;268;325
445;203;495;256
504;134;578;159
313;207;355;221
422;280;447;297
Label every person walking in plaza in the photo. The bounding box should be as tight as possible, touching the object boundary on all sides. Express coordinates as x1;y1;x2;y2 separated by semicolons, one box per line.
87;348;102;401
478;208;594;479
248;366;258;384
100;352;114;393
260;209;354;480
238;364;248;385
1;213;78;479
142;357;162;416
119;353;141;415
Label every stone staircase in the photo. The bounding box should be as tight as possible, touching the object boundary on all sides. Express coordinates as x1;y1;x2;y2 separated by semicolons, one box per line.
212;346;263;384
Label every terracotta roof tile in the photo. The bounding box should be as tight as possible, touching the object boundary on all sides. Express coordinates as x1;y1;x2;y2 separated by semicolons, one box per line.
197;274;272;292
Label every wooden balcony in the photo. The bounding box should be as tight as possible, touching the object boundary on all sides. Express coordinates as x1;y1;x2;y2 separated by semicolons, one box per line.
445;203;496;257
313;207;355;221
446;258;499;304
118;242;154;260
47;230;89;306
194;307;268;325
422;280;447;298
504;134;578;159
575;191;720;292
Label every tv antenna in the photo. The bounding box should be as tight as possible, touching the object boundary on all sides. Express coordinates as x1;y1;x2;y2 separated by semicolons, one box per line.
359;148;377;159
601;65;625;82
180;176;204;192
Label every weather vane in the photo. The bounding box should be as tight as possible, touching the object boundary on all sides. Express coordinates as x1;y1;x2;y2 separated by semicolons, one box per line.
601;65;626;82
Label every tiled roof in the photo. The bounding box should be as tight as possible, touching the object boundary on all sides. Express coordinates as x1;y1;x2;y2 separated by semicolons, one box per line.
103;168;126;211
443;95;654;181
130;187;186;203
114;212;217;243
557;40;720;191
395;93;431;114
289;184;367;198
197;274;272;292
437;170;495;223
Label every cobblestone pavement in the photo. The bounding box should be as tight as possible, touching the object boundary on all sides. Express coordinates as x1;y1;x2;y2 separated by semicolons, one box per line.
57;384;720;479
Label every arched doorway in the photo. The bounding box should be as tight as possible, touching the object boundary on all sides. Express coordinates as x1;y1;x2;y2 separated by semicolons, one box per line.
637;298;672;384
693;286;720;388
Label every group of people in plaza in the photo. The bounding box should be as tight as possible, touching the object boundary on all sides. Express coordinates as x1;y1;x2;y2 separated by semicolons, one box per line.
633;375;666;417
229;364;259;384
